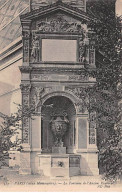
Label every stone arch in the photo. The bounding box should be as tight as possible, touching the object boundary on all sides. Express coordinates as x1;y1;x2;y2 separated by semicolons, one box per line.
41;90;79;110
40;92;78;153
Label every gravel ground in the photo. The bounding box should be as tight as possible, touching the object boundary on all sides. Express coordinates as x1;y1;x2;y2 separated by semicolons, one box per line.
0;167;121;191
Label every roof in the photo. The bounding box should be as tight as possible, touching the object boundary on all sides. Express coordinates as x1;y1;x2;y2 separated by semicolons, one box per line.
0;0;29;51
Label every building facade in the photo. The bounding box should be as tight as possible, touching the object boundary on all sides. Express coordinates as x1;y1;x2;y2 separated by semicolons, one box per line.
19;0;99;177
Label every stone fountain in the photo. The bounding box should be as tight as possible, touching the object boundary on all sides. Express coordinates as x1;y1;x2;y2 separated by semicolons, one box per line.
38;111;81;178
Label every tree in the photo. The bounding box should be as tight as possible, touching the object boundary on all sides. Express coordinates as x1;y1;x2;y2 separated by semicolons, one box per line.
85;0;122;181
0;103;36;168
0;102;53;169
99;129;121;182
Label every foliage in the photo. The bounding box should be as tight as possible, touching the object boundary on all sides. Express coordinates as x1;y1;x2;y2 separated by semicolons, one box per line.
0;102;52;168
0;104;35;168
99;130;122;182
86;0;122;181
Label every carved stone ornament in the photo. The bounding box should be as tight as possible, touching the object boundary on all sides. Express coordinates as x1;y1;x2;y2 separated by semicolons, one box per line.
50;112;69;147
68;74;87;81
23;117;30;143
31;33;40;62
22;94;29;105
30;86;44;112
23;39;29;62
23;31;30;38
79;37;86;62
20;84;31;93
37;16;84;34
89;136;95;145
89;45;95;65
66;87;87;99
22;31;30;62
75;102;86;113
89;111;96;145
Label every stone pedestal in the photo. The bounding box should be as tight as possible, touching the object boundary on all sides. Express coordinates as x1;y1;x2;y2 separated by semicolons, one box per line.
19;144;31;175
38;154;81;178
52;147;66;154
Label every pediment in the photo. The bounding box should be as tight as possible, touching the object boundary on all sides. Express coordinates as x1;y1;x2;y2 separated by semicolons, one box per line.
32;12;88;33
20;1;95;66
20;1;90;27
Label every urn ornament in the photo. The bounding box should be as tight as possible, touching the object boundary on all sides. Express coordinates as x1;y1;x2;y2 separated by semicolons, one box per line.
50;114;69;147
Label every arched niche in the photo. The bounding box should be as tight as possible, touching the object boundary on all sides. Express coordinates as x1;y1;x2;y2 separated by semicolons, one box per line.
41;95;76;153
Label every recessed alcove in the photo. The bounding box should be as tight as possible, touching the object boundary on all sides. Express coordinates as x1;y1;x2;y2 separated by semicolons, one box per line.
41;96;76;153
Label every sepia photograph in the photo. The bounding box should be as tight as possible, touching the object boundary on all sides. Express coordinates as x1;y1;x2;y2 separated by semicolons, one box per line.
0;0;121;192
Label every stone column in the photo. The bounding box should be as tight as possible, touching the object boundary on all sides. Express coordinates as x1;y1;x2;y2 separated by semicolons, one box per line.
19;83;31;174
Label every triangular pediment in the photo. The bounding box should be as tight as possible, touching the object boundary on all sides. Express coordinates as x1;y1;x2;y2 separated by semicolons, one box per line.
32;11;88;33
20;1;90;23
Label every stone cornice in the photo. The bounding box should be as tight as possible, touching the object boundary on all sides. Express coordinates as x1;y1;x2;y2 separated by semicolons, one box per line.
19;64;85;74
19;64;96;74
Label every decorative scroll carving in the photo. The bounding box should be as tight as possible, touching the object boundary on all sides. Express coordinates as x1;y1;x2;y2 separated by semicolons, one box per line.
23;31;30;62
66;86;88;113
45;87;53;93
68;74;87;81
31;74;88;81
75;102;86;113
22;95;29;105
23;31;30;38
22;123;29;143
20;84;31;144
31;74;48;81
23;39;29;62
29;13;90;63
37;16;84;34
31;34;40;62
66;86;87;99
22;117;30;144
88;34;95;65
89;44;95;65
89;137;95;145
20;84;31;94
30;86;44;112
89;111;96;145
